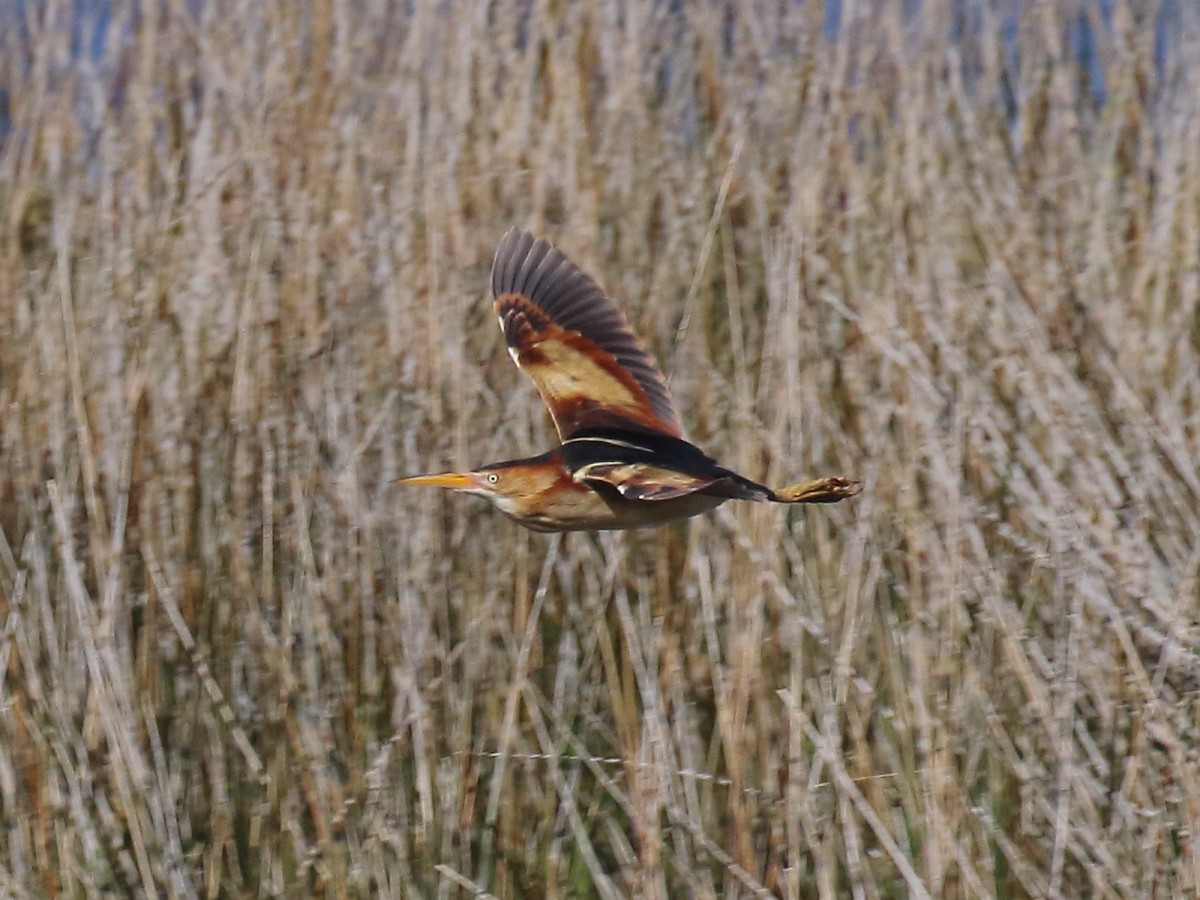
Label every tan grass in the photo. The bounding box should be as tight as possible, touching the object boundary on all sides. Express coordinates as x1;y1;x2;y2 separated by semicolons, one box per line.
1;1;1198;896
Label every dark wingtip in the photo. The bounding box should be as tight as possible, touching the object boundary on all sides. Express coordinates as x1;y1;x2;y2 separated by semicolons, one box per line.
493;228;537;298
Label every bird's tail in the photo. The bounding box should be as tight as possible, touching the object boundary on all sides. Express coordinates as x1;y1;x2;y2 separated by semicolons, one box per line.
771;476;862;504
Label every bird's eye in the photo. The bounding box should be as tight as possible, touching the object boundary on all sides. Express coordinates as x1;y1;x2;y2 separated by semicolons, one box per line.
486;473;499;485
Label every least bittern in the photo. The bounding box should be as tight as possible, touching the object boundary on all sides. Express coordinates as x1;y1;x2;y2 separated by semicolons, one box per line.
398;229;861;531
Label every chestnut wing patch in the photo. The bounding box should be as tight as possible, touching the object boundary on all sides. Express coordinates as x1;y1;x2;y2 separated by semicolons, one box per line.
492;229;682;440
573;461;722;501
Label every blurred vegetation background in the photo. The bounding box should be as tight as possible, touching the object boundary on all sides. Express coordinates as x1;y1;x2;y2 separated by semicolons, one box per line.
1;0;1198;896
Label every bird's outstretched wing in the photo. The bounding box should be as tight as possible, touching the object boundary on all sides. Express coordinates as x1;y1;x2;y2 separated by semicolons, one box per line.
492;229;682;440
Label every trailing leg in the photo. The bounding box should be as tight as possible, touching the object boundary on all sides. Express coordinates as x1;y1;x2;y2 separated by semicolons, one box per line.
771;476;862;504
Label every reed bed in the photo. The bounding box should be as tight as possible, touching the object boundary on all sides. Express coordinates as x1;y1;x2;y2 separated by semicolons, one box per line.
1;1;1198;896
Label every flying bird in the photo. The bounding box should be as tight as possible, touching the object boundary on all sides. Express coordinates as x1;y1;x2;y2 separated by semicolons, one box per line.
397;229;861;531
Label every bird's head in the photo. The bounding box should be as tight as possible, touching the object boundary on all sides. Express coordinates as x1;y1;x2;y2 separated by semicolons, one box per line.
395;453;566;518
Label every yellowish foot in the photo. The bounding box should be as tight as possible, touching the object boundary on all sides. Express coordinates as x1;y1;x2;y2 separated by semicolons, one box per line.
773;476;863;504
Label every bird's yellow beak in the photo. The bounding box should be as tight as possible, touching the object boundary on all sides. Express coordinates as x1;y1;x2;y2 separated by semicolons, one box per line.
394;472;477;490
